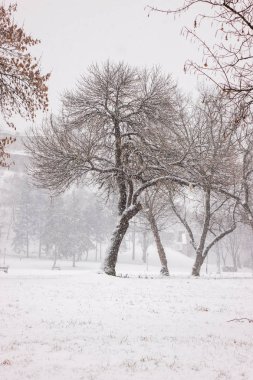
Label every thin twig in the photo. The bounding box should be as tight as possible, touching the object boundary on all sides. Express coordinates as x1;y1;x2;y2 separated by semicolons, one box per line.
227;317;253;323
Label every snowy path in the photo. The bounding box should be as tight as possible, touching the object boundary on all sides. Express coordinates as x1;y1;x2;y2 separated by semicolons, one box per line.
1;267;253;380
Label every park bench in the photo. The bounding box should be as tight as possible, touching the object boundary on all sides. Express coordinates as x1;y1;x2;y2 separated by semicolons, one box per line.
0;266;8;273
51;266;61;270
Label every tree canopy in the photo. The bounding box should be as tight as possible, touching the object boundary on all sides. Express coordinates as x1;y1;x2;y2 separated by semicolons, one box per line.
148;1;253;115
0;3;49;167
26;61;193;275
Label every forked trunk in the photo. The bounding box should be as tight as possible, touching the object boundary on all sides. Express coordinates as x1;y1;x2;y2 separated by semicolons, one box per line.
192;252;205;276
192;222;236;276
103;203;142;276
148;212;169;276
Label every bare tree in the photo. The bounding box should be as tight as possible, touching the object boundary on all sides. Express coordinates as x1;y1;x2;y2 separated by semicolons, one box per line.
226;231;241;271
214;116;253;240
132;214;152;264
26;61;192;276
141;188;171;275
169;189;236;275
139;229;152;264
232;130;253;235
148;1;253;115
168;91;239;275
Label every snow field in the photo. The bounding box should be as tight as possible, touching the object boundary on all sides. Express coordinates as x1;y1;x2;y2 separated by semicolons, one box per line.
0;263;253;380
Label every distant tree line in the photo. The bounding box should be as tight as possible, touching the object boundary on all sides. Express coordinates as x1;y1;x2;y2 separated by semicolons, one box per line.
7;176;115;267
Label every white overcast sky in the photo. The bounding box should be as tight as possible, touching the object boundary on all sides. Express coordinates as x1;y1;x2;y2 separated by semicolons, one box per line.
12;0;209;130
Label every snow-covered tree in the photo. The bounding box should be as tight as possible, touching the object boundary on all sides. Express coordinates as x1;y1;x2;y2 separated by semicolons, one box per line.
140;188;172;275
26;61;193;276
168;92;239;275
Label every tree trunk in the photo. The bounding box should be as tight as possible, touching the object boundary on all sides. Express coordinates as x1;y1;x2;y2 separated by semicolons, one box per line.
77;252;82;261
192;251;205;276
103;203;142;276
114;120;127;215
192;189;211;276
216;244;221;274
237;254;241;269
26;231;29;258
221;251;227;267
52;247;57;268
132;220;136;261
72;253;76;267
231;252;238;271
38;236;42;258
148;212;169;276
251;250;253;270
142;231;148;263
85;250;89;261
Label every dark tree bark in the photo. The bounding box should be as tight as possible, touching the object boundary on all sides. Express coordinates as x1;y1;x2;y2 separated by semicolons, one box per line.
114;120;127;216
170;188;236;276
191;189;211;276
192;251;205;276
191;225;236;276
103;203;142;276
148;211;169;276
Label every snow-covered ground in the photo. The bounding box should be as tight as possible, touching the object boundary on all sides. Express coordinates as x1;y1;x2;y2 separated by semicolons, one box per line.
1;258;253;380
